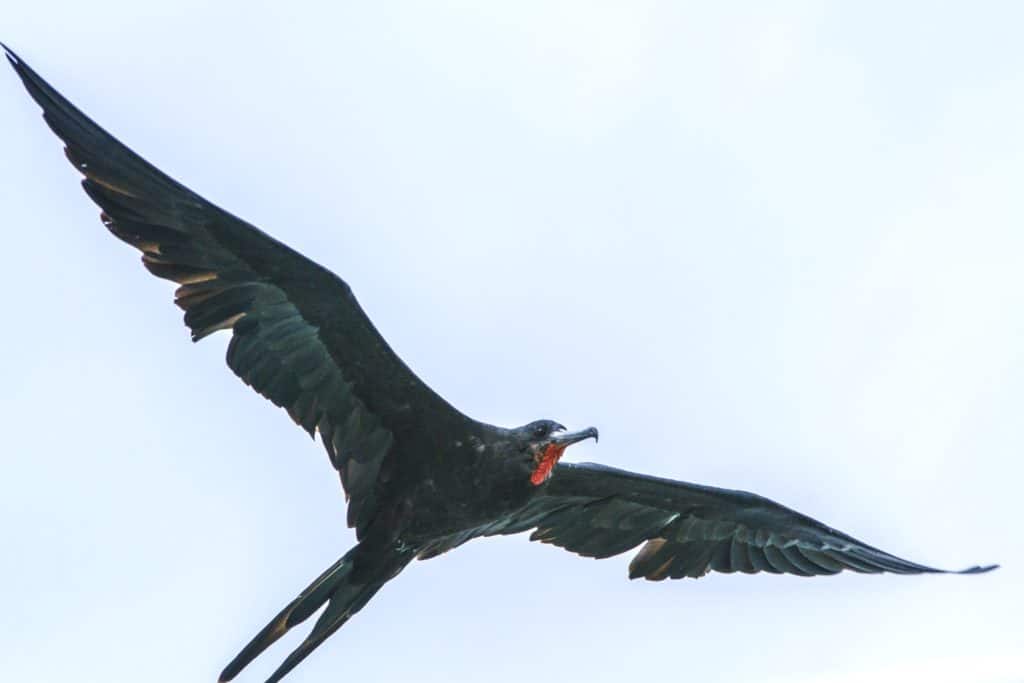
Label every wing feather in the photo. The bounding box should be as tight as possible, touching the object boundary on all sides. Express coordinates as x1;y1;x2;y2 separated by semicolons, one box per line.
6;46;475;534
490;462;998;580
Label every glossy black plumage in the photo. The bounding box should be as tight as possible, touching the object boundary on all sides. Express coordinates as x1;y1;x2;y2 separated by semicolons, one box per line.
4;45;996;683
495;463;996;579
3;44;478;538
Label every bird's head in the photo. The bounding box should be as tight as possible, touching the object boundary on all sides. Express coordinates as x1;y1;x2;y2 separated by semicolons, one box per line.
515;420;599;486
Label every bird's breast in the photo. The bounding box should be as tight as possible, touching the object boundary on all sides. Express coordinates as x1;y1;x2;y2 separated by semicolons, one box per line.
392;441;538;541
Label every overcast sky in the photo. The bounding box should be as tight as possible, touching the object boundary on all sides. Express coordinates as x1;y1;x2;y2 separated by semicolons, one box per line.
2;3;1022;683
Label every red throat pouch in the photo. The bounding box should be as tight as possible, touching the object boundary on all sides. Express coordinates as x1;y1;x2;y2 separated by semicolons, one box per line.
530;443;566;486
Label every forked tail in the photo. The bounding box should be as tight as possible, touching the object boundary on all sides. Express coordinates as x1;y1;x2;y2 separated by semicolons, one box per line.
219;542;413;683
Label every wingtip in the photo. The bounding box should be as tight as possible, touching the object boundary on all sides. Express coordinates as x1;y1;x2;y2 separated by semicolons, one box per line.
958;563;999;574
1;41;18;66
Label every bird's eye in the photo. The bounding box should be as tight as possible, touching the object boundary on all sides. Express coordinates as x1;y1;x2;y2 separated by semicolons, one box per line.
533;424;549;438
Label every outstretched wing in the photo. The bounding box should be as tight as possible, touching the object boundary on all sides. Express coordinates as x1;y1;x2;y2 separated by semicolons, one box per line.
5;46;476;535
448;462;996;579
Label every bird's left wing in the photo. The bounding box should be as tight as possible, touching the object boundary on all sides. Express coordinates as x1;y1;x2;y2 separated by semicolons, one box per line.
469;462;997;579
5;46;478;534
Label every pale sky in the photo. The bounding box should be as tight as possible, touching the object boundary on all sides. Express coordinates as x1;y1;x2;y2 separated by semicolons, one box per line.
2;3;1021;683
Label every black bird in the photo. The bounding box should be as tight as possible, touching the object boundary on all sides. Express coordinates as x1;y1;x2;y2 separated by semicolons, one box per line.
4;46;996;683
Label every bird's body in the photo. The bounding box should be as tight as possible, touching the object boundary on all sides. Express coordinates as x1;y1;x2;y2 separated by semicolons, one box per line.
364;429;540;546
3;44;996;683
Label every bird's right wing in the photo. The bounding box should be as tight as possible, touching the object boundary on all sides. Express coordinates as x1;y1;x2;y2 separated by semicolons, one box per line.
455;462;997;580
5;46;479;535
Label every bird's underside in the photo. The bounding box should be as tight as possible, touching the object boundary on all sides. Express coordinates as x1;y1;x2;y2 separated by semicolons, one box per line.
4;44;997;683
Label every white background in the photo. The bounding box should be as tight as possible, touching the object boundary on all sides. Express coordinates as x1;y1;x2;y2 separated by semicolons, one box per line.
2;3;1021;682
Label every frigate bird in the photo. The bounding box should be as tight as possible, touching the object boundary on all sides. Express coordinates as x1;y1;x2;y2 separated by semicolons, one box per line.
4;45;996;683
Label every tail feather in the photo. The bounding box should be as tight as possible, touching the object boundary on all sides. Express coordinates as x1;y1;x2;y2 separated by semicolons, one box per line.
264;579;386;683
219;544;411;683
218;552;354;682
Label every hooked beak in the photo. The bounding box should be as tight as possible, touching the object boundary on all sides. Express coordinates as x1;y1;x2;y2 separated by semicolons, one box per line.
530;426;600;486
550;426;599;447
